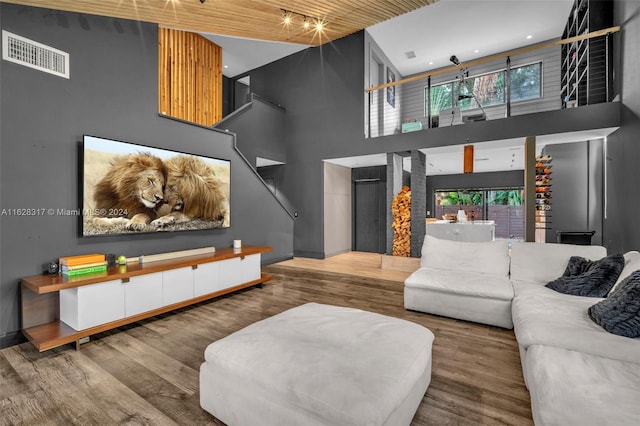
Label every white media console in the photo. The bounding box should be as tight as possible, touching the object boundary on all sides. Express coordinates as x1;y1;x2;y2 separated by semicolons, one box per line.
21;245;272;351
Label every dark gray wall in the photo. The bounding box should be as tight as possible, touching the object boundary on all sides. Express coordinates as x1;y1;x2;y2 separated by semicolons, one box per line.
426;170;525;216
410;151;426;257
542;141;604;245
223;76;232;117
250;33;368;257
0;4;293;347
234;81;251;112
543;143;588;242
604;0;640;253
258;165;284;195
588;139;605;246
222;77;251;117
215;94;286;167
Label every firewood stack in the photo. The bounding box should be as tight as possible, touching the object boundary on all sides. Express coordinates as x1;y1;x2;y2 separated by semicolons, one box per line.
392;186;411;257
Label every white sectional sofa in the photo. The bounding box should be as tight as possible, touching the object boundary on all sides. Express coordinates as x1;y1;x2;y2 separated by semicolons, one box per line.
404;236;513;328
404;236;640;425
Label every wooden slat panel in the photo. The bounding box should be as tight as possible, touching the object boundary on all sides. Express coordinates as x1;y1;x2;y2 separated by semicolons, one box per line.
158;28;222;126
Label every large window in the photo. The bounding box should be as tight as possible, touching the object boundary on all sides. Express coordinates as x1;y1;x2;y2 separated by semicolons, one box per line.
426;62;542;117
435;188;525;240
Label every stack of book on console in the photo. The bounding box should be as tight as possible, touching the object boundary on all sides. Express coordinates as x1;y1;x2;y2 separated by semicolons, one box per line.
59;254;107;276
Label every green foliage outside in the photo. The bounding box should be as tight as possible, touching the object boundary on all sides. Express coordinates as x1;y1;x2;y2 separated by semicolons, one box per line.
438;191;483;206
487;189;524;206
456;73;505;110
428;84;453;116
426;63;541;116
437;189;523;207
510;63;542;101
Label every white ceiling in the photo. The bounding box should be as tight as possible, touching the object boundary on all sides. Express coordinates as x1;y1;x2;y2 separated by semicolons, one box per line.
367;0;575;76
324;128;619;176
201;33;309;79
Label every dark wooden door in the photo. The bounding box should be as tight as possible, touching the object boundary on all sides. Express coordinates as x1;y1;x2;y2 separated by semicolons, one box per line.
354;180;383;252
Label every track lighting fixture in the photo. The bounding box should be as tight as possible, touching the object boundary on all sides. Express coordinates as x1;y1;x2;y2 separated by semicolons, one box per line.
280;9;326;33
282;10;293;26
449;55;460;66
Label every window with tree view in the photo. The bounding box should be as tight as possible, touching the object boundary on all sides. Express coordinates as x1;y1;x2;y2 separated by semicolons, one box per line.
426;62;542;117
435;188;524;240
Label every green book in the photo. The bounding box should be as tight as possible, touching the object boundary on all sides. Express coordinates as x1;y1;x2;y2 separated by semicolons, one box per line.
62;265;108;276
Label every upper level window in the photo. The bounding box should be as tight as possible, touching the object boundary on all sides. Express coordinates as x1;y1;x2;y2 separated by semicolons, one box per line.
428;83;454;116
425;62;542;117
510;62;542;102
456;71;505;110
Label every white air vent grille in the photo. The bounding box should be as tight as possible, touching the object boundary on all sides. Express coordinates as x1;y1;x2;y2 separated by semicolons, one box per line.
2;30;69;79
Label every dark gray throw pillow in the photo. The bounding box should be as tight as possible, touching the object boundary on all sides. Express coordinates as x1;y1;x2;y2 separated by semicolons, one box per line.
545;253;625;297
588;270;640;338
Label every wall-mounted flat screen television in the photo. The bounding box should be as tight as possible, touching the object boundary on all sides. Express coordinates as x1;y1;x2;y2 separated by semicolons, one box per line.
81;135;230;236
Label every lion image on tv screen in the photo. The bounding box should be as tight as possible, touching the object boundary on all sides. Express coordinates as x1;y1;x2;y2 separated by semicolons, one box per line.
151;155;230;229
92;153;166;231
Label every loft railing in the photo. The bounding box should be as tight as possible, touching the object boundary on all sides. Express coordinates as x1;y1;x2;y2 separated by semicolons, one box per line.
365;26;620;139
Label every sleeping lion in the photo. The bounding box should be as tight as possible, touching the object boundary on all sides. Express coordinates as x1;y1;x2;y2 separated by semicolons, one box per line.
92;152;166;231
151;155;230;228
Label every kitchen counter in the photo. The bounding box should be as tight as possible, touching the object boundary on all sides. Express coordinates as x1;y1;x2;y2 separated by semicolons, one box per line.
425;220;495;242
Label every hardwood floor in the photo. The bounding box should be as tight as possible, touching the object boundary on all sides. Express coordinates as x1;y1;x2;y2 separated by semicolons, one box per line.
277;251;417;282
0;253;533;425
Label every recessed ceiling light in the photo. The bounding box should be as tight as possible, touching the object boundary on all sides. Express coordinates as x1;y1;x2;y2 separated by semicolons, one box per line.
429;61;434;65
224;65;228;69
526;35;533;39
474;49;480;53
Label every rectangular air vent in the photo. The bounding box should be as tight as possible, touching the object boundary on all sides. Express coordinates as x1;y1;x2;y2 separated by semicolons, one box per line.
2;30;69;79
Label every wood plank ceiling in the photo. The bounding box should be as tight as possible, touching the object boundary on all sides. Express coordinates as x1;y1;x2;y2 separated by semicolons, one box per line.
2;0;438;45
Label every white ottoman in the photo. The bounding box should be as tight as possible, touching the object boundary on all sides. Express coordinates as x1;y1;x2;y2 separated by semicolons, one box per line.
199;302;434;426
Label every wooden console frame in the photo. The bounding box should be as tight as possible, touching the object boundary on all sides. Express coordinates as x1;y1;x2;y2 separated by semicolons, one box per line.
21;245;272;352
